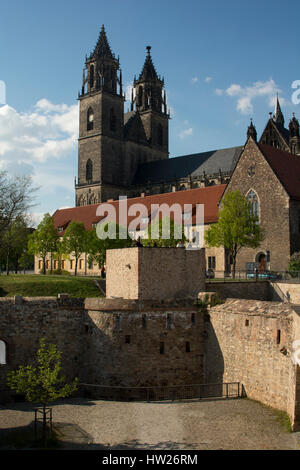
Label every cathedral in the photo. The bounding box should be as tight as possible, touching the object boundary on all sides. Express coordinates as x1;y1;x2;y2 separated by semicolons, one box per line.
75;27;300;208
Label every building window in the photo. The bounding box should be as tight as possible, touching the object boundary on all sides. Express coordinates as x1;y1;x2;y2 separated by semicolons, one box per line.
89;64;94;89
86;159;93;182
158;124;163;146
160;342;165;354
70;260;74;270
61;260;65;269
138;86;143;107
245;319;249;327
125;335;131;344
79;259;83;270
110;108;116;132
208;256;216;269
166;314;172;330
191;313;196;325
186;342;191;353
247;189;260;220
87;107;94;131
0;340;7;365
142;315;147;329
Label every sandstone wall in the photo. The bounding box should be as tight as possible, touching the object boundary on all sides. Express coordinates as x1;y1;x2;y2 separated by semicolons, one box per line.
106;247;206;300
205;298;300;430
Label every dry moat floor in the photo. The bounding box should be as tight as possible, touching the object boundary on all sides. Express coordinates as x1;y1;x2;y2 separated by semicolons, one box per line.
0;397;299;450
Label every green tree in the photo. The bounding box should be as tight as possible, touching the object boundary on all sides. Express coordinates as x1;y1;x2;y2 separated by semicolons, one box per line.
205;190;265;277
87;222;133;269
143;216;187;247
62;221;87;276
7;338;78;443
28;214;58;275
289;253;300;276
0;216;33;275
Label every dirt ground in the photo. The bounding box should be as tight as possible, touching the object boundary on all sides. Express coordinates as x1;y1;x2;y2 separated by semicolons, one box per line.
0;397;299;450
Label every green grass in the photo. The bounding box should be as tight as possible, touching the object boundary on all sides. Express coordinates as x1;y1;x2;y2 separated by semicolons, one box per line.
0;274;104;298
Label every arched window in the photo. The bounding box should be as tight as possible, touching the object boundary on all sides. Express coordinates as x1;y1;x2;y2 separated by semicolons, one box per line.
87;107;94;131
247;189;260;220
0;340;7;365
86;159;93;182
110;108;116;132
138;86;143;107
158;124;163;146
89;64;94;89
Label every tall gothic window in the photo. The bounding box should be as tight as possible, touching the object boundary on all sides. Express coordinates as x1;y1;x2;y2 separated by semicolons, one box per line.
86;159;93;182
247;189;260;220
158;124;163;146
89;64;94;89
87;107;94;131
110;108;116;132
138;86;143;107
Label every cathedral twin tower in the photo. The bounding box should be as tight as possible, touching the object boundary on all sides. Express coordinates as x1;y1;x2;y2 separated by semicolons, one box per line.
75;26;170;206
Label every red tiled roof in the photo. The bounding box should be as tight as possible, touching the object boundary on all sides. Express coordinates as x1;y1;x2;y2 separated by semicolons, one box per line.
258;144;300;200
53;184;226;234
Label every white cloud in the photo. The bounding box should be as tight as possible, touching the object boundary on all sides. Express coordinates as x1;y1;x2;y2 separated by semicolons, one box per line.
191;77;198;84
205;76;212;83
216;78;286;115
179;127;193;139
0;100;79;168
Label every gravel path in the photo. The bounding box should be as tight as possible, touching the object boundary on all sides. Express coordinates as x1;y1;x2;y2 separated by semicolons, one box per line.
0;397;298;450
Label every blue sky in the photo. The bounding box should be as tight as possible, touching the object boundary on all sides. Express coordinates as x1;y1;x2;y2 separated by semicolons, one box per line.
0;0;299;222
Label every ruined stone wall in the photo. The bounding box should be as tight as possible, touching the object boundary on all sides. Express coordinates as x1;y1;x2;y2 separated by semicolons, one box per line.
82;298;204;388
0;296;204;400
205;298;300;430
0;296;85;402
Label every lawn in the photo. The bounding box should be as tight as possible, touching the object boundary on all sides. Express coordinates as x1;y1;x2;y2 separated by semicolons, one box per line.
0;274;104;298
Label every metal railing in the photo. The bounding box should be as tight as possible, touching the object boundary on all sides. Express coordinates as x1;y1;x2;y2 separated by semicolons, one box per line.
78;382;241;402
206;270;300;283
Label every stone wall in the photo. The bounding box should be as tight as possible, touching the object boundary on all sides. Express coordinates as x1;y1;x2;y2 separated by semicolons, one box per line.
205;298;300;430
0;296;204;401
206;281;271;301
106;247;206;300
82;298;204;388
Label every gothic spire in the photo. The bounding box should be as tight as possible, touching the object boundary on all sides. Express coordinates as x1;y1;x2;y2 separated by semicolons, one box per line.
138;46;160;82
247;118;257;142
91;25;115;59
273;94;285;128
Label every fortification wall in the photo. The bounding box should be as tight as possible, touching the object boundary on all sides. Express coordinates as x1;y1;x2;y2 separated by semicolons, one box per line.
205;298;300;430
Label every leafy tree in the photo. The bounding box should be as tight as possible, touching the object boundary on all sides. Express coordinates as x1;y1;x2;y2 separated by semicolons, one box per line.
143;216;187;247
0;171;38;241
205;190;265;277
0;216;33;274
87;222;133;268
28;214;58;275
7;338;78;443
289;253;300;275
62;221;87;276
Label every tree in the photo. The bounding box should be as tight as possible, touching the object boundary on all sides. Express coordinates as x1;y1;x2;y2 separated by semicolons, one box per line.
0;171;38;242
62;221;87;276
87;222;133;269
28;214;58;275
143;216;187;247
205;190;265;277
0;216;33;275
7;338;78;443
289;253;300;276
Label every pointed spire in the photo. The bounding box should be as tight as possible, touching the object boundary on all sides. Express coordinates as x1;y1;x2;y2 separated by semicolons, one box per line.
273;93;285;127
247;118;257;142
91;25;114;59
138;46;160;82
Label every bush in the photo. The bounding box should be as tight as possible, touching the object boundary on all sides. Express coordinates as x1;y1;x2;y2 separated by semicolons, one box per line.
288;253;300;276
